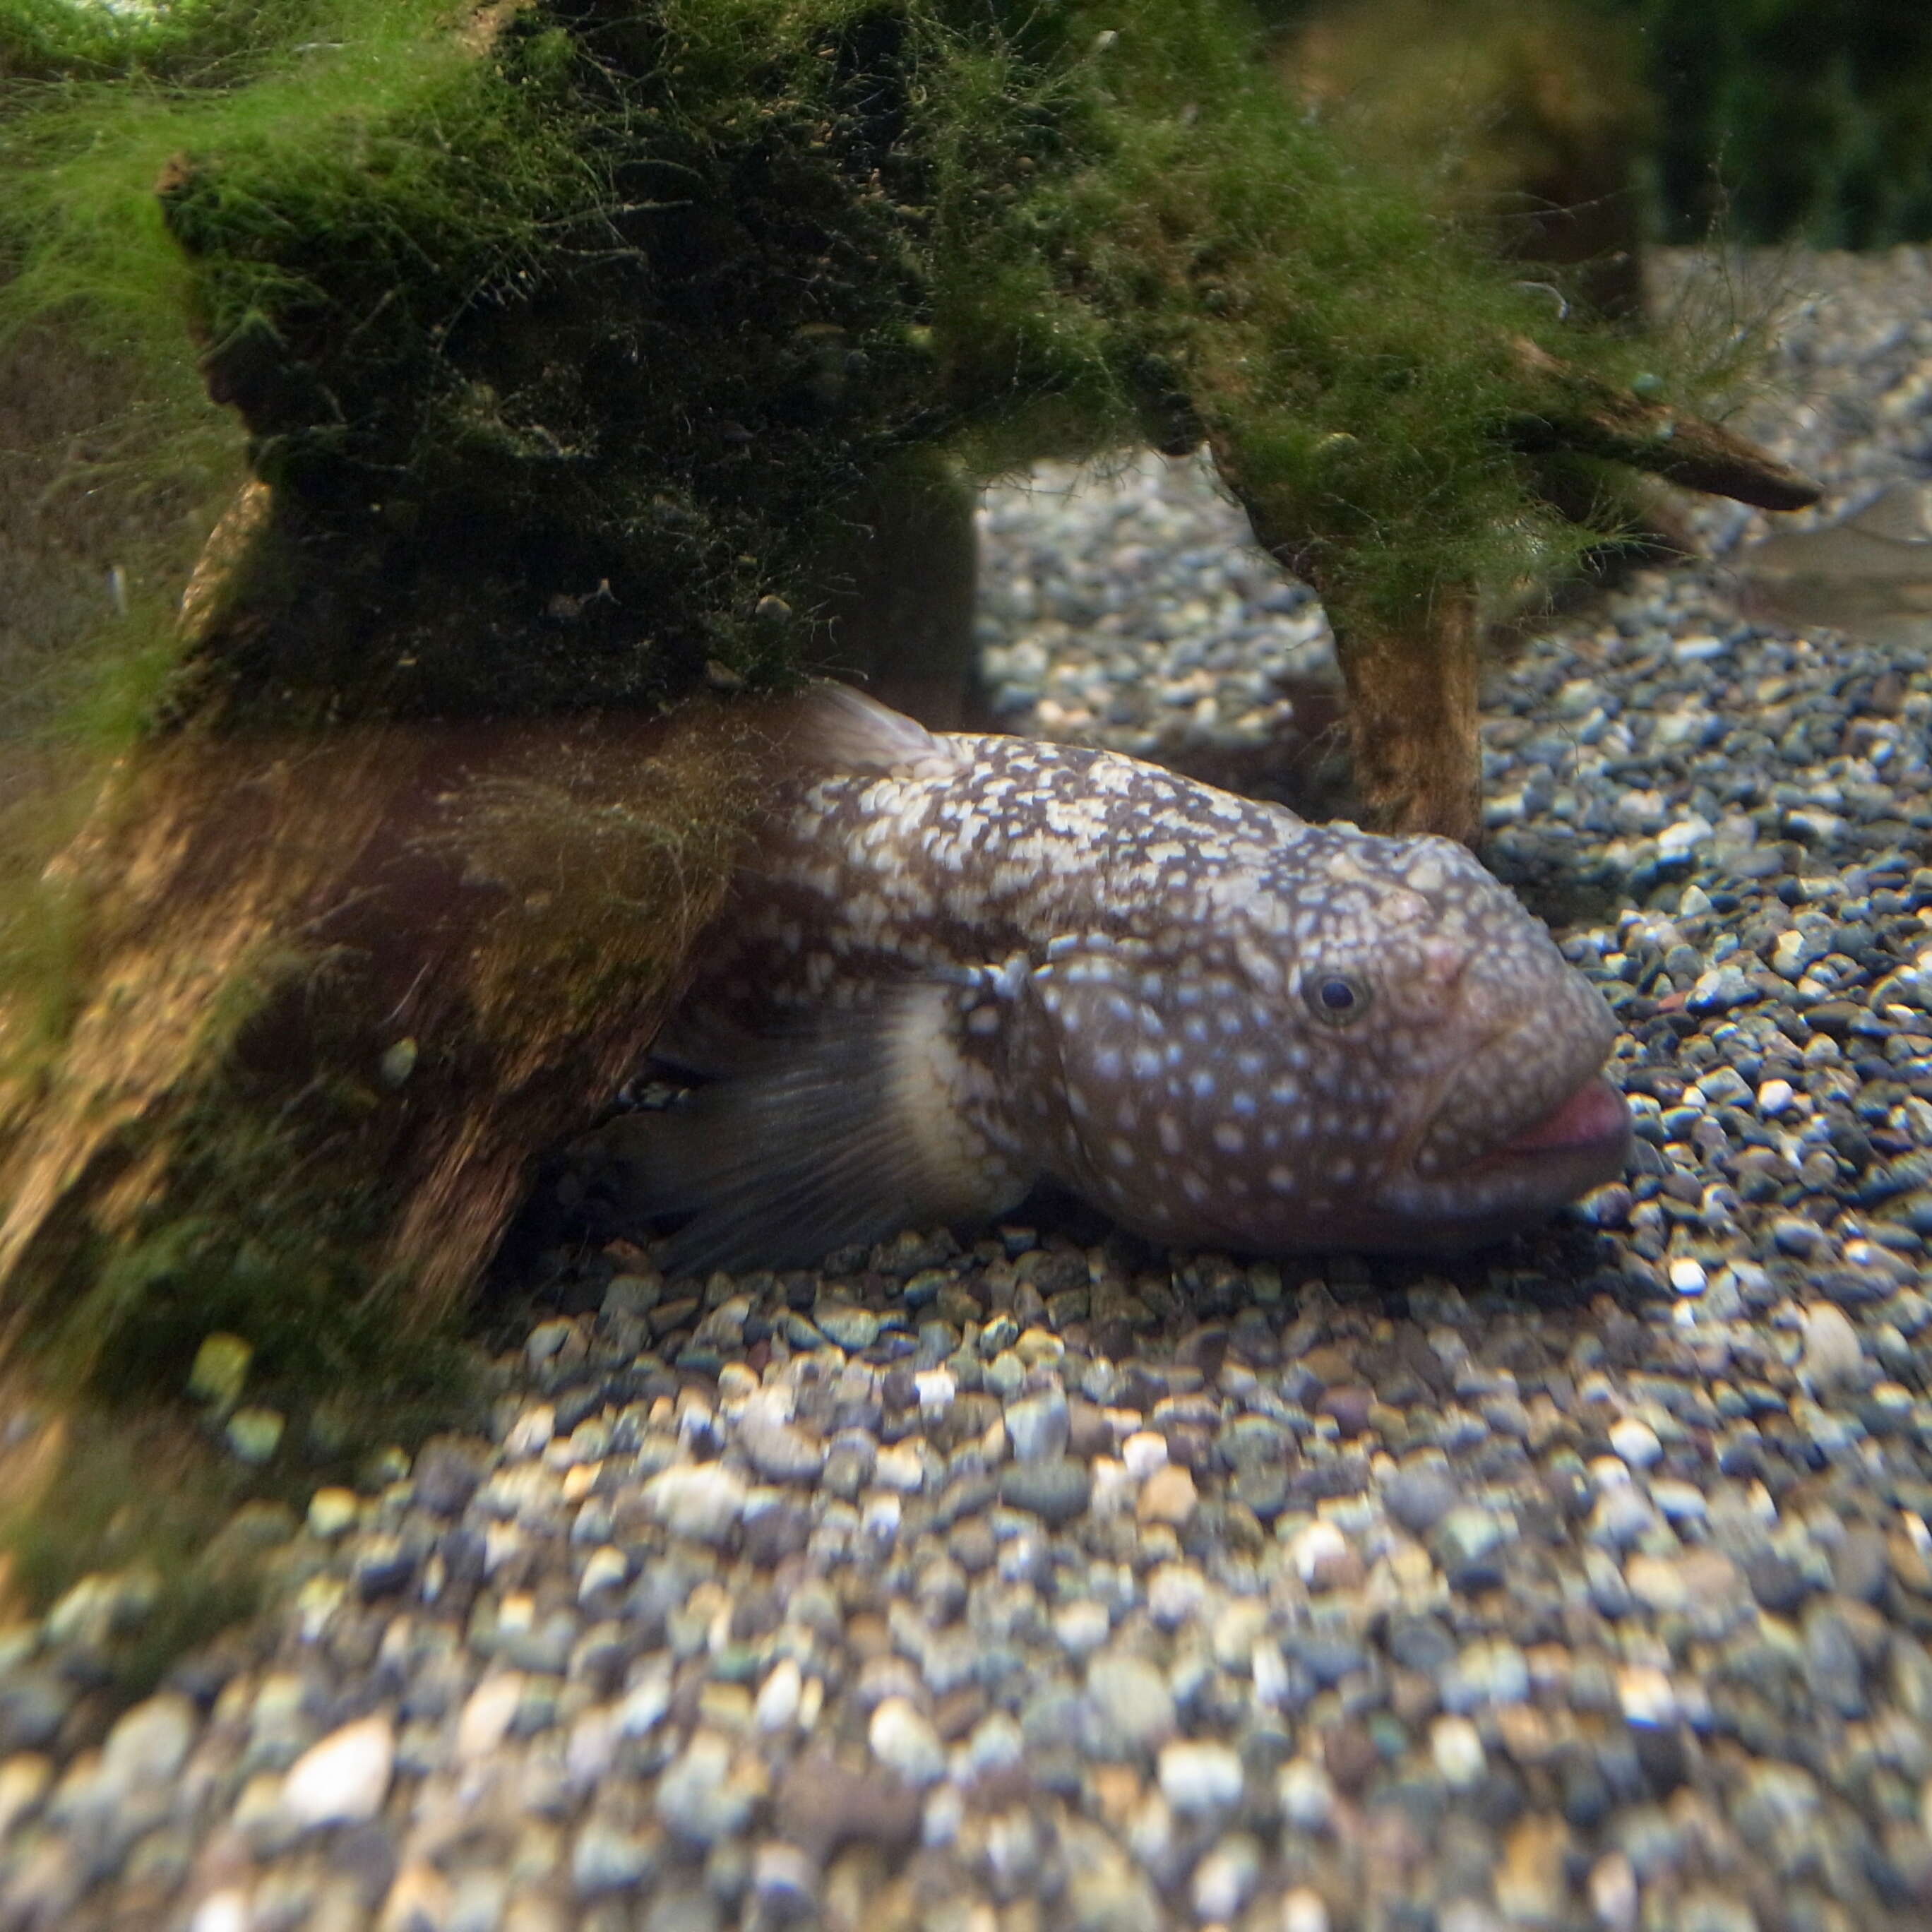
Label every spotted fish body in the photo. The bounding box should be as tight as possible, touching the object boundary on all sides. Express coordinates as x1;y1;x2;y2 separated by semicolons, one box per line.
618;686;1629;1269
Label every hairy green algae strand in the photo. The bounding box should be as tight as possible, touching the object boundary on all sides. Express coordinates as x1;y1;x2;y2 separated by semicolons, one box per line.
0;0;1779;1658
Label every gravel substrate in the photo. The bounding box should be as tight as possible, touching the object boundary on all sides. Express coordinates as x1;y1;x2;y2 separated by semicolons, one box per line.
5;254;1932;1932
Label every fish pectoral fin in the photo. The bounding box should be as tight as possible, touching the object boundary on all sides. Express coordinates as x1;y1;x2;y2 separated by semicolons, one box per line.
594;982;1028;1273
642;1005;763;1083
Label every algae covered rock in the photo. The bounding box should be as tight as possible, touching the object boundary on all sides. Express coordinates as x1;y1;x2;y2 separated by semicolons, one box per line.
8;1;1816;790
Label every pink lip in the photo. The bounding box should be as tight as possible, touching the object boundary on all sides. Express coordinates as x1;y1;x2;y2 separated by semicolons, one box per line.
1493;1074;1630;1159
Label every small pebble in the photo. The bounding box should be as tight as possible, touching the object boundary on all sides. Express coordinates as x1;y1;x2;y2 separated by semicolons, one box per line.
1667;1256;1707;1295
1135;1462;1198;1526
1087;1654;1178;1753
1156;1739;1244;1819
1430;1715;1485;1787
187;1332;252;1412
280;1716;394;1830
1607;1417;1662;1470
1282;1889;1331;1932
869;1698;946;1787
1801;1302;1865;1389
306;1488;359;1539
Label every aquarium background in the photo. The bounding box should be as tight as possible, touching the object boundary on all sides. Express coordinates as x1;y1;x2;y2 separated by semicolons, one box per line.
10;3;1932;244
1260;0;1932;249
1606;0;1932;248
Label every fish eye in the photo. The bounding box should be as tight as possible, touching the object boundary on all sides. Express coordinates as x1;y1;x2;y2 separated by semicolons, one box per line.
1304;971;1371;1026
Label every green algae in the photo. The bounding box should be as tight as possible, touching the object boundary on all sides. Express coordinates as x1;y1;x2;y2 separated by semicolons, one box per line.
0;0;1700;1107
0;0;1748;1352
2;0;1731;732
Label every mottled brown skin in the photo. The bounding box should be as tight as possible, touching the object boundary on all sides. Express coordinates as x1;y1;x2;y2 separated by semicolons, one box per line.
612;688;1628;1270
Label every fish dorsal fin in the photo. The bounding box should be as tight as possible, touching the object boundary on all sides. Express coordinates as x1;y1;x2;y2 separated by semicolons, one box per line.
773;681;969;781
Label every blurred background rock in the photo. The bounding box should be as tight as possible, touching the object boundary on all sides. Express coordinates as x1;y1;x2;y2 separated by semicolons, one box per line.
1265;0;1932;261
1277;0;1654;321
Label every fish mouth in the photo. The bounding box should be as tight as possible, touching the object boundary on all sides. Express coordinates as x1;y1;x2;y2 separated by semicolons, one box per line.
1471;1073;1631;1172
1363;1071;1630;1255
1407;963;1626;1188
1401;1015;1630;1219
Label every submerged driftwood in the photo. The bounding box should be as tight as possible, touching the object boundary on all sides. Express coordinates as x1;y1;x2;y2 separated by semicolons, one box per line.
110;0;1815;835
0;710;750;1326
0;676;770;1621
0;1;1820;1627
1217;345;1816;838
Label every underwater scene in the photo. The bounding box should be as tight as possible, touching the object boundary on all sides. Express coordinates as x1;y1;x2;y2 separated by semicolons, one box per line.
1;2;1931;1927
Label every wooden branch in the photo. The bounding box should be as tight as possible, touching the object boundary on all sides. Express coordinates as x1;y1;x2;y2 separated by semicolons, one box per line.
1506;336;1823;513
0;704;771;1353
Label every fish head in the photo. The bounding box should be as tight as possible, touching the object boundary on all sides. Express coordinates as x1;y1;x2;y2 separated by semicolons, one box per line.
1316;833;1631;1248
1027;828;1628;1253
